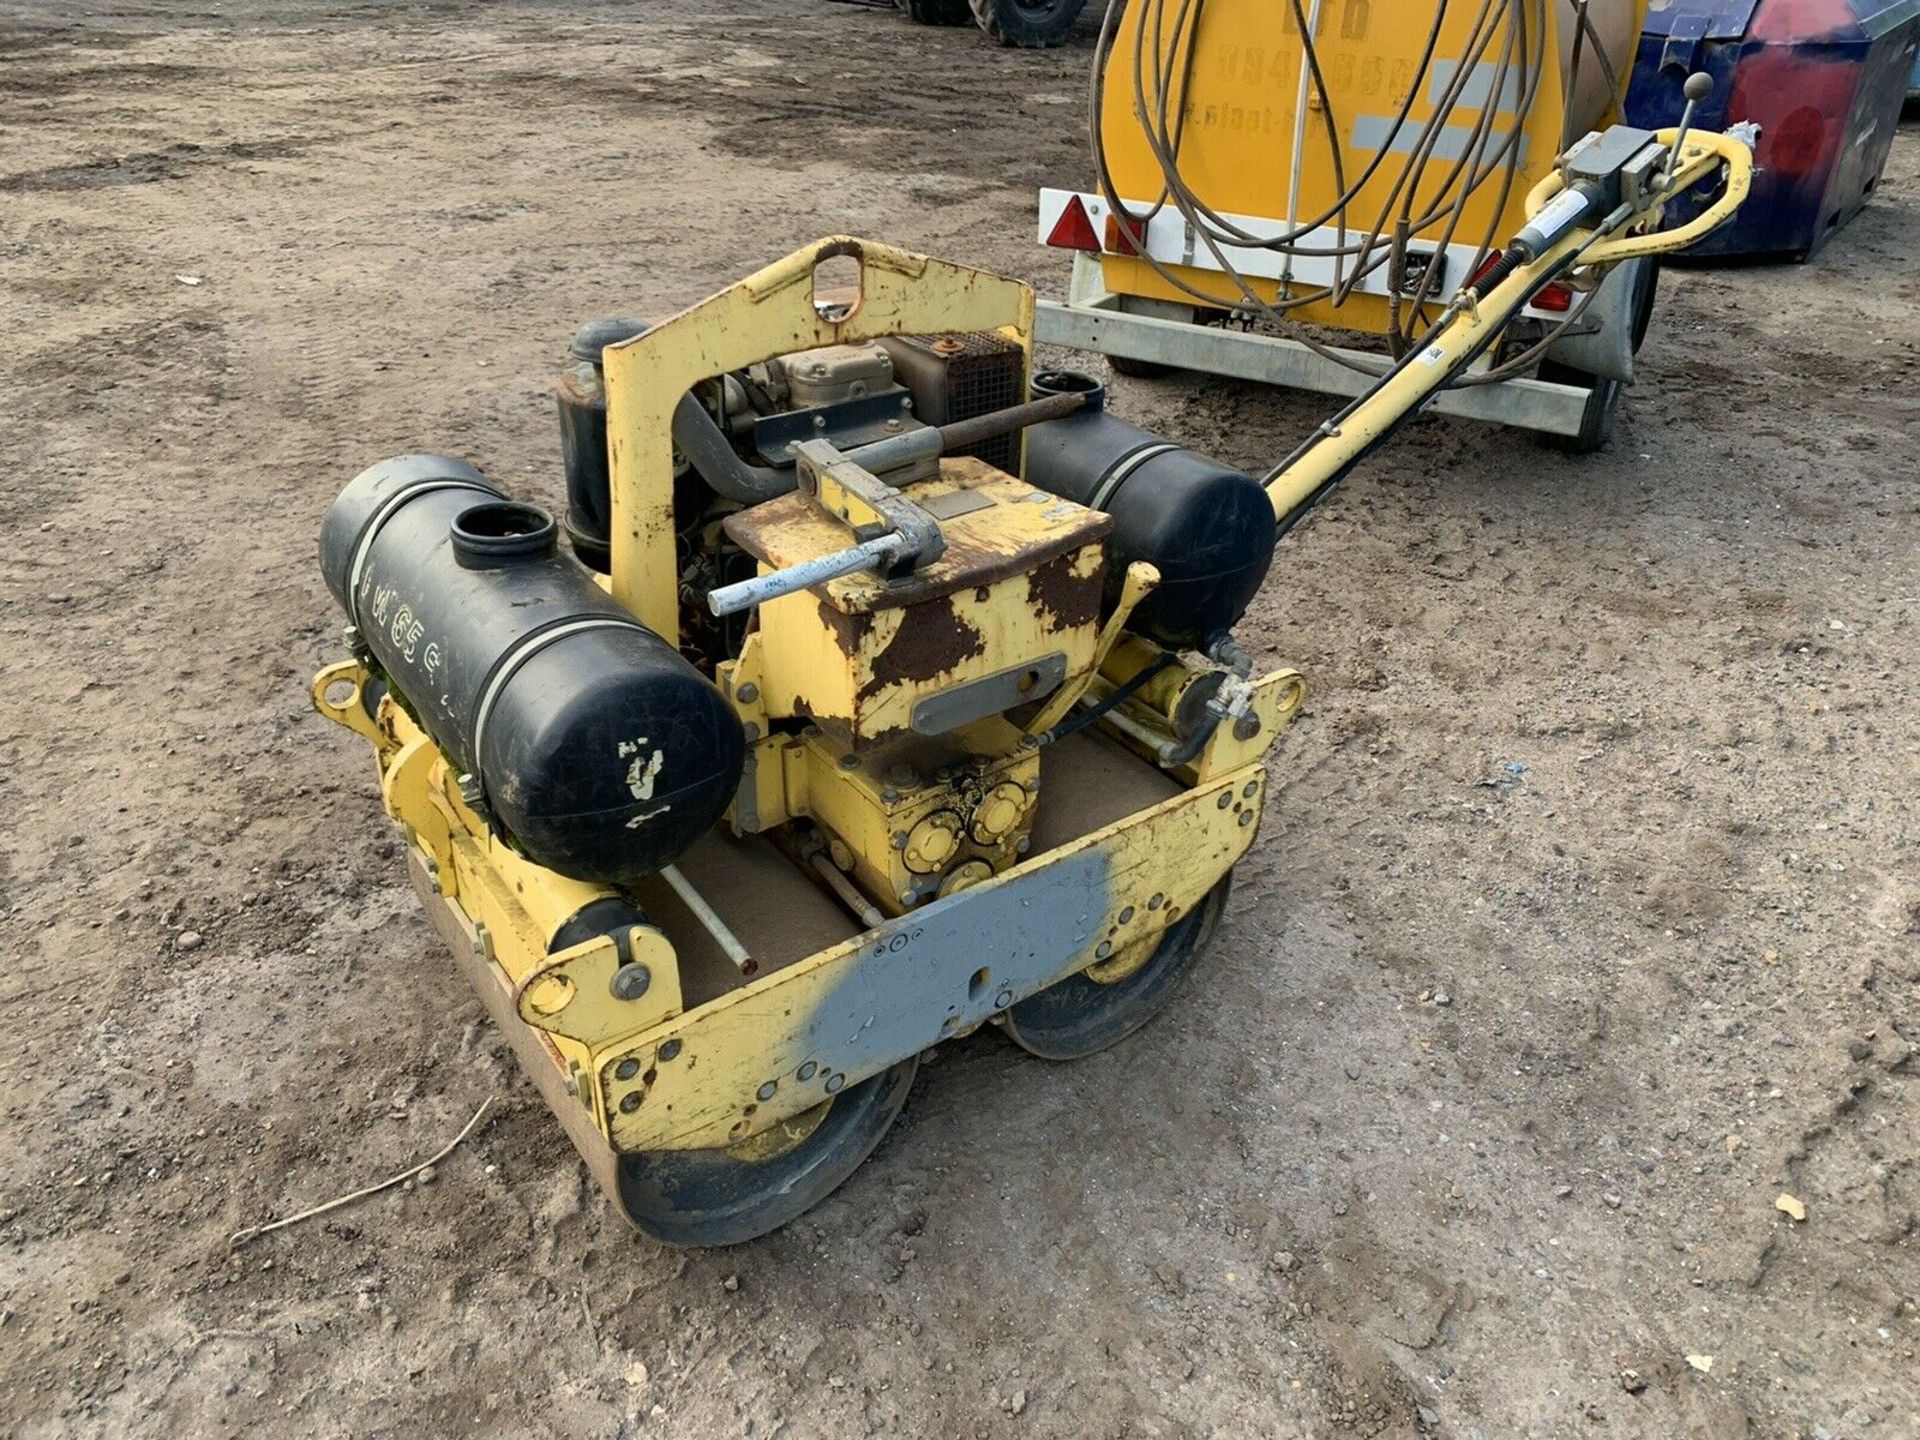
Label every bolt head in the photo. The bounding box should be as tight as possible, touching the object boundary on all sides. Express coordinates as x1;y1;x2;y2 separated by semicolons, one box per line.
610;963;652;1001
736;682;759;705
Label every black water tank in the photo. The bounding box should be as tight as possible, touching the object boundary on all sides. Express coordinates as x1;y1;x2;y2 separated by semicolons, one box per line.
1024;372;1275;650
320;454;745;884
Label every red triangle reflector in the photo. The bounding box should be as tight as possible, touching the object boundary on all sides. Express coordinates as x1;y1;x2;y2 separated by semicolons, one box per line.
1044;195;1101;253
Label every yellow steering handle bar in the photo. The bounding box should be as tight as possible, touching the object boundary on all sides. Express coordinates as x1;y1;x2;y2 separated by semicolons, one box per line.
1524;128;1755;265
1262;127;1754;525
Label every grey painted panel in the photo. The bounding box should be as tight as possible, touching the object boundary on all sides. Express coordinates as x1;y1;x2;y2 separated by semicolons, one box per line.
786;845;1111;1078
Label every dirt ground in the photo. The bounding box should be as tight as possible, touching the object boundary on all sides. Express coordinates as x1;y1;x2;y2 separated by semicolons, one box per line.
2;3;1917;1437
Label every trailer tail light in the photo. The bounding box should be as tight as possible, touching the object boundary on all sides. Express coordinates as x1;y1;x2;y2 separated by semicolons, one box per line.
1532;282;1573;312
1104;213;1147;257
1044;196;1101;253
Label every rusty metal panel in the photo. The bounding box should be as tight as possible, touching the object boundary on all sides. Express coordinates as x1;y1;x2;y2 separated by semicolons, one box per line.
725;457;1110;747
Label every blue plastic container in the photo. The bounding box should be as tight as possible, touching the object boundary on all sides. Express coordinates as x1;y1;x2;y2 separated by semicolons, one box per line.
1626;0;1920;258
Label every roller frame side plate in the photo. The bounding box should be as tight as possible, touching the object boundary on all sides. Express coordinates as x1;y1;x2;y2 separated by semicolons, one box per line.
403;756;1265;1170
410;851;626;1203
595;758;1265;1152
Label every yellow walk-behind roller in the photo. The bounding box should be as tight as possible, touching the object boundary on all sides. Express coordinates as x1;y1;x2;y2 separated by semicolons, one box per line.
313;117;1748;1245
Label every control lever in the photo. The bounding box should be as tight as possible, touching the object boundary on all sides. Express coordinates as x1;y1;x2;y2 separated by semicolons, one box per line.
707;437;945;617
707;531;909;618
706;389;1095;617
1663;72;1715;186
845;387;1091;475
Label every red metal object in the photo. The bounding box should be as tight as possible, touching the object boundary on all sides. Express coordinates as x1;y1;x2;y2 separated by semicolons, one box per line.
1043;195;1101;253
1625;0;1920;258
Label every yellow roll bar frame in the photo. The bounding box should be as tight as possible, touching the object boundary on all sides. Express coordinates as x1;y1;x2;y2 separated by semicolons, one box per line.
600;237;1035;636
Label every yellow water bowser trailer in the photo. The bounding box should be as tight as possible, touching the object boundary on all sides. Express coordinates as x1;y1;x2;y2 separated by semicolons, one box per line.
313;96;1748;1244
1037;0;1671;449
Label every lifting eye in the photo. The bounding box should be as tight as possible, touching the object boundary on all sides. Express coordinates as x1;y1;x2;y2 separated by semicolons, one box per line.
812;250;862;322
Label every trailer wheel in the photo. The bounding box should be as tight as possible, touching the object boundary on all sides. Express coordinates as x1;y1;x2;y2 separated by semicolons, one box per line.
969;0;1089;47
897;0;971;23
1107;352;1179;379
1627;257;1661;354
1102;297;1226;379
1536;361;1623;454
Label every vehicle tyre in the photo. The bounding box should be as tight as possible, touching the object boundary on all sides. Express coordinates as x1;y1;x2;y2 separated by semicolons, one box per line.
970;0;1090;47
1106;352;1179;379
898;0;971;24
1536;360;1623;455
1627;256;1660;353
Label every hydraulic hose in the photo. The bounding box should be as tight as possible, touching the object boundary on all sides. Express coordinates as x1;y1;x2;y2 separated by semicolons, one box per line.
672;392;794;505
1087;0;1563;366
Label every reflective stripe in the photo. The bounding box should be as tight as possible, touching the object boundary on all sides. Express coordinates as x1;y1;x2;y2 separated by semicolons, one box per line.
345;478;490;629
1427;59;1533;112
1351;114;1531;166
467;616;652;804
1090;443;1180;512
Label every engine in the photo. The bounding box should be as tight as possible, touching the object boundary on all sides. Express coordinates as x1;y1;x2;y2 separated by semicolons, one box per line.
321;319;1275;910
555;321;1274;657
